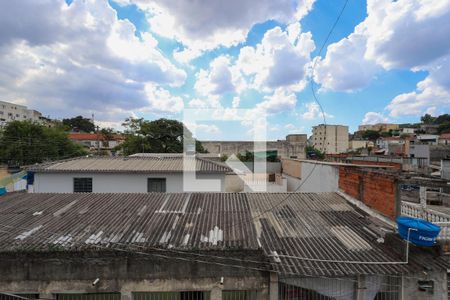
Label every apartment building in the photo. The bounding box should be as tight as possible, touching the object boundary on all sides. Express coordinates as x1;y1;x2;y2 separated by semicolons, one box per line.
311;124;349;154
0;100;43;126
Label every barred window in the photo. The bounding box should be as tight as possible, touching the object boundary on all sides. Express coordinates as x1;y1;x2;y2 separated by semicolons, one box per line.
148;178;166;193
73;177;92;193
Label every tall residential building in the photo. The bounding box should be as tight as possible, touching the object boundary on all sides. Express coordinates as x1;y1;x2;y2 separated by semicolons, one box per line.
311;124;349;154
0;100;43;127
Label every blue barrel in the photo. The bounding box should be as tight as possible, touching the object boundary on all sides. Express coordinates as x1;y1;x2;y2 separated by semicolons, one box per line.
397;216;441;246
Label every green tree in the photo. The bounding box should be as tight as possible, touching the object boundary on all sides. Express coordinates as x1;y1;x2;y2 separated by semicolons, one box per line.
362;130;381;141
62;115;95;133
119;118;207;155
100;127;114;148
306;146;325;160
0;121;87;166
434;114;450;125
438;122;450;134
421;113;436;124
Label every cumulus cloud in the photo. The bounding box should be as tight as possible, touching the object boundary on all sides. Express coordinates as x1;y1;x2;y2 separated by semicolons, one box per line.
194;56;245;96
313;25;379;91
119;0;316;62
362;112;388;124
255;88;297;114
314;0;450;117
386;75;450;117
237;25;315;92
0;0;186;123
301;102;333;120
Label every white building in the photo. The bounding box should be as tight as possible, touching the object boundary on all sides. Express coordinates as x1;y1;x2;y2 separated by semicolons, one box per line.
311;124;349;154
29;156;239;193
0;100;43;126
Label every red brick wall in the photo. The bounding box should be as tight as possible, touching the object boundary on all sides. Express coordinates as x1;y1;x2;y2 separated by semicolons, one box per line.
339;167;398;219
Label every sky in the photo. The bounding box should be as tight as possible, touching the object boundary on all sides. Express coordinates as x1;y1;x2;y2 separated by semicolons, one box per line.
0;0;449;140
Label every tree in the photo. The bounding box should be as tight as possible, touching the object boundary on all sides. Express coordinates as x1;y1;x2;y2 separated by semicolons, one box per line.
306;146;325;160
421;113;436;124
438;122;450;134
362;130;381;141
62;115;95;133
0;121;87;166
434;114;450;125
100;127;114;148
119;118;207;155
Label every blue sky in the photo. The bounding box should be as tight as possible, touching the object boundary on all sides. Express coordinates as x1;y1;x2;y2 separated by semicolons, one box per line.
1;0;449;140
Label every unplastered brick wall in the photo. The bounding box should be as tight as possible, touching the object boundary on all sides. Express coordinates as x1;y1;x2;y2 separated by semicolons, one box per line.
339;167;398;219
349;160;402;170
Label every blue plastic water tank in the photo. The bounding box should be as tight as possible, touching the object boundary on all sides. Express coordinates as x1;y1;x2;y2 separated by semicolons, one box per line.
396;216;441;247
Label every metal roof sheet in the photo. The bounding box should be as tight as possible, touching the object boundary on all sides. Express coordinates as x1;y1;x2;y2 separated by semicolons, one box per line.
0;192;440;276
29;156;232;173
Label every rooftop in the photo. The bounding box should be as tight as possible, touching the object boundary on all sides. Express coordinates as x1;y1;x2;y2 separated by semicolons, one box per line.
0;192;437;276
68;132;124;141
28;156;233;174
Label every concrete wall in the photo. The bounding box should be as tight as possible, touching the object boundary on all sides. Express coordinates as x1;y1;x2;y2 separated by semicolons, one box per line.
442;159;450;180
0;252;270;300
34;172;228;193
281;160;339;192
339;167;398;219
298;162;339;192
201;136;307;159
409;143;430;165
430;145;450;162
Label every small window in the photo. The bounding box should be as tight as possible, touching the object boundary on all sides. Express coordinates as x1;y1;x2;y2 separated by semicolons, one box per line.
74;178;92;193
57;294;120;300
148;178;166;193
133;292;210;300
223;291;257;300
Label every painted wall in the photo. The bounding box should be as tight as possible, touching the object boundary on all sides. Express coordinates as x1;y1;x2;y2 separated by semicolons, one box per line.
298;162;339;192
34;172;227;193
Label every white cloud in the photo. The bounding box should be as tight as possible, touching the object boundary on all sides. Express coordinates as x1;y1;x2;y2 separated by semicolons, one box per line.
144;84;184;113
386;76;450;117
231;97;240;108
121;0;316;62
301;102;333;120
186;123;220;137
255;88;297;114
188;97;222;109
313;26;379;91
0;0;186;124
237;26;315;92
362;112;388;124
194;56;245;96
364;0;450;70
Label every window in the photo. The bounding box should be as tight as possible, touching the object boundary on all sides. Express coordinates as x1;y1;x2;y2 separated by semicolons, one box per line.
148;178;166;193
133;291;210;300
57;294;120;300
73;177;92;193
223;291;257;300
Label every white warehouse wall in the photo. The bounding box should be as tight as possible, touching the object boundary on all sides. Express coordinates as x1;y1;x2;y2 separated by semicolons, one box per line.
33;172;226;193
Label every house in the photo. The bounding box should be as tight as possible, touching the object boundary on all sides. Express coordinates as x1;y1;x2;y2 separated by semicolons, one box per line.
68;132;125;151
0;100;44;127
0;192;447;299
311;124;349;154
439;133;450;145
416;134;439;145
28;155;240;193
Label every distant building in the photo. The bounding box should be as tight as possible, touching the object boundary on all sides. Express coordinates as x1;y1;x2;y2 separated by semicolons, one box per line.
401;127;416;135
419;124;439;134
201;134;307;159
0;100;43;127
416;134;439;145
348;139;368;150
68;132;124;150
439;133;450;145
358;123;399;132
28;155;238;193
311;124;348;154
